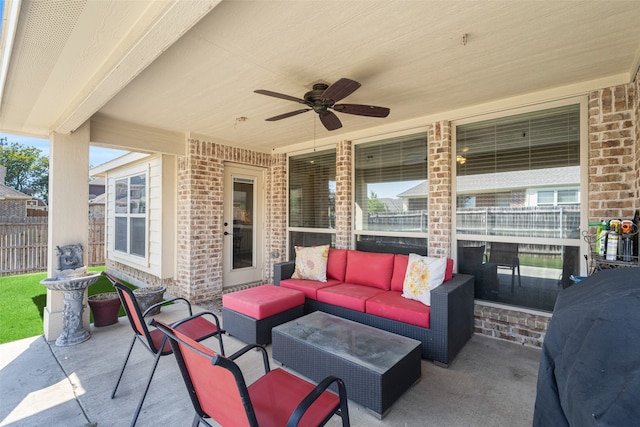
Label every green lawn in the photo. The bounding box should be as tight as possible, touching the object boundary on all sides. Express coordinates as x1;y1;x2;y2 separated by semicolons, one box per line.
0;267;136;344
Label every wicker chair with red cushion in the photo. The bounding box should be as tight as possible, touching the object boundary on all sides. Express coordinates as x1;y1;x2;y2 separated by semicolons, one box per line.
152;318;350;427
102;272;225;427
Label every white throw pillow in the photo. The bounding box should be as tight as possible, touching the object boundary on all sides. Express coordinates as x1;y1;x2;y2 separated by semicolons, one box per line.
291;245;330;282
402;253;447;306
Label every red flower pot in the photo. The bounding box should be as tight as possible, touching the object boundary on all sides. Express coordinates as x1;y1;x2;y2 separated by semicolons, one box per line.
88;292;121;327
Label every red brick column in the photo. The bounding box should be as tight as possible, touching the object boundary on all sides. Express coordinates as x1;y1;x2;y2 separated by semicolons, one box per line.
427;121;452;257
335;140;352;249
588;83;637;221
634;69;640;209
265;153;287;281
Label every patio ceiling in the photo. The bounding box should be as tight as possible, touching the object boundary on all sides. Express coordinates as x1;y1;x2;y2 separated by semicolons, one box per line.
0;0;639;154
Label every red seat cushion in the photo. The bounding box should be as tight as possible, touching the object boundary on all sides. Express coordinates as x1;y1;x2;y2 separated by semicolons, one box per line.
366;291;431;328
344;250;394;290
280;278;341;300
249;368;340;427
316;284;386;312
222;285;304;320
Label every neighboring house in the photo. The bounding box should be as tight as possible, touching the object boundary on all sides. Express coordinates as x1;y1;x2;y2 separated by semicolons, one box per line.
89;193;105;218
89;177;105;200
0;165;32;217
397;181;429;211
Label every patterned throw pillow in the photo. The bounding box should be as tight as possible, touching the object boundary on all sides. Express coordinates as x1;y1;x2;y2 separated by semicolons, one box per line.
402;253;447;306
291;245;330;282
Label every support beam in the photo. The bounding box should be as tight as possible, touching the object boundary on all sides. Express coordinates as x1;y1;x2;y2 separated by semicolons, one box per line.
43;122;91;342
53;0;222;135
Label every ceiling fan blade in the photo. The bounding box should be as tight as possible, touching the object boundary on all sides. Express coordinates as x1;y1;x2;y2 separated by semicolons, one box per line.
319;111;342;131
265;109;311;121
321;78;361;102
333;103;390;118
254;89;308;105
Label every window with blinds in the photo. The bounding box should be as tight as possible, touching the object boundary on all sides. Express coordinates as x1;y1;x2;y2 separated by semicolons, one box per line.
288;149;336;258
353;132;428;254
454;103;584;312
456;104;581;238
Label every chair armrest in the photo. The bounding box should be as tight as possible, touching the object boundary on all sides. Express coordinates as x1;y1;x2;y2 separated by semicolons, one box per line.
274;261;295;285
228;343;271;374
429;273;475;365
171;310;224;333
286;376;349;427
142;297;193;317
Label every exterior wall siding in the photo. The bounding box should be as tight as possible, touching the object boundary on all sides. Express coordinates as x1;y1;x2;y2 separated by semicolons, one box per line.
105;155;167;282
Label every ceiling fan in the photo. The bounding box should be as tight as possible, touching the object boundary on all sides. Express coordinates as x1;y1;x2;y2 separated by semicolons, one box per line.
254;78;390;131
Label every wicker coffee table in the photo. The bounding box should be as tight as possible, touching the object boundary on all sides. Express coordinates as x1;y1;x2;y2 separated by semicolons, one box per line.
272;311;421;418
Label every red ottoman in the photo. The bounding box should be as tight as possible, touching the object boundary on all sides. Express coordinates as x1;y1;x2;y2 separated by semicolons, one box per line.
222;285;305;345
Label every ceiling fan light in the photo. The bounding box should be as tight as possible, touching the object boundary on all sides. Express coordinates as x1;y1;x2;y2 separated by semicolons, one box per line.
456;155;467;165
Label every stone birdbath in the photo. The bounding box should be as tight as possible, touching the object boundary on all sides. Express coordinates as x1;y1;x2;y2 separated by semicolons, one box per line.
40;244;101;346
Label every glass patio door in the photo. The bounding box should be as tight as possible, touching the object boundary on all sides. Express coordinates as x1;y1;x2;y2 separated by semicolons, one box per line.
223;164;264;287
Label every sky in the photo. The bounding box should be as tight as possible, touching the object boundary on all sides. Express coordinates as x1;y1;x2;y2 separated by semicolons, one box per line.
0;132;128;167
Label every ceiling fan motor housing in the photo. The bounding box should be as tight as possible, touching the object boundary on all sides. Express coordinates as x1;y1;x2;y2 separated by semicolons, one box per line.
305;83;333;112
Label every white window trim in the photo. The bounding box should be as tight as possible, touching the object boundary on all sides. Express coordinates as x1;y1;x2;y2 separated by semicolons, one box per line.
111;164;150;269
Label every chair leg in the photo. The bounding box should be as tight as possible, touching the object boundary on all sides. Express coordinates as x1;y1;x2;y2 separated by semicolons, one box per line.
112;335;137;399
517;264;522;287
511;268;515;293
191;414;201;427
130;348;163;427
216;332;225;357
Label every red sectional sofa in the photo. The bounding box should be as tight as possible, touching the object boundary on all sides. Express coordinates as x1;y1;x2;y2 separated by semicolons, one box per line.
273;249;475;367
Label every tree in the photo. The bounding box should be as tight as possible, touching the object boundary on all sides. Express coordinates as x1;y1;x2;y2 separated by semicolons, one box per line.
0;141;49;202
368;191;386;213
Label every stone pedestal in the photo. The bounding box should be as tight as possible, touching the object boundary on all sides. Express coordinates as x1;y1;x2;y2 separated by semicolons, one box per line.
41;271;101;346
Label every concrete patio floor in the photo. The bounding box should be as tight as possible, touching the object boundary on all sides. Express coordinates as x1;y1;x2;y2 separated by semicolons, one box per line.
1;302;542;427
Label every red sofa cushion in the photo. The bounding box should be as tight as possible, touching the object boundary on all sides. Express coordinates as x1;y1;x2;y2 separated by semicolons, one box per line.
326;248;348;282
316;284;387;312
344;250;394;290
366;291;431;328
222;285;305;320
391;254;409;292
280;278;341;300
445;258;454;281
391;255;455;292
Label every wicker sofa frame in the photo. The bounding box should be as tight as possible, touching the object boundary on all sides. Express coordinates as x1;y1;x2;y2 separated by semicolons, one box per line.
274;261;475;367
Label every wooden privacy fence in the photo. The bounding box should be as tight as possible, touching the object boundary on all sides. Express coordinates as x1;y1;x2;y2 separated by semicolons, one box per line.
0;216;105;276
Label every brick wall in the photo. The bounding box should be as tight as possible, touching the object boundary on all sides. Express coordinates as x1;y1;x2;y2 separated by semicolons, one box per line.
474;303;550;348
427;121;452;257
175;139;271;305
635;68;640;209
266;153;287;282
335;140;352;249
588;82;637;221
